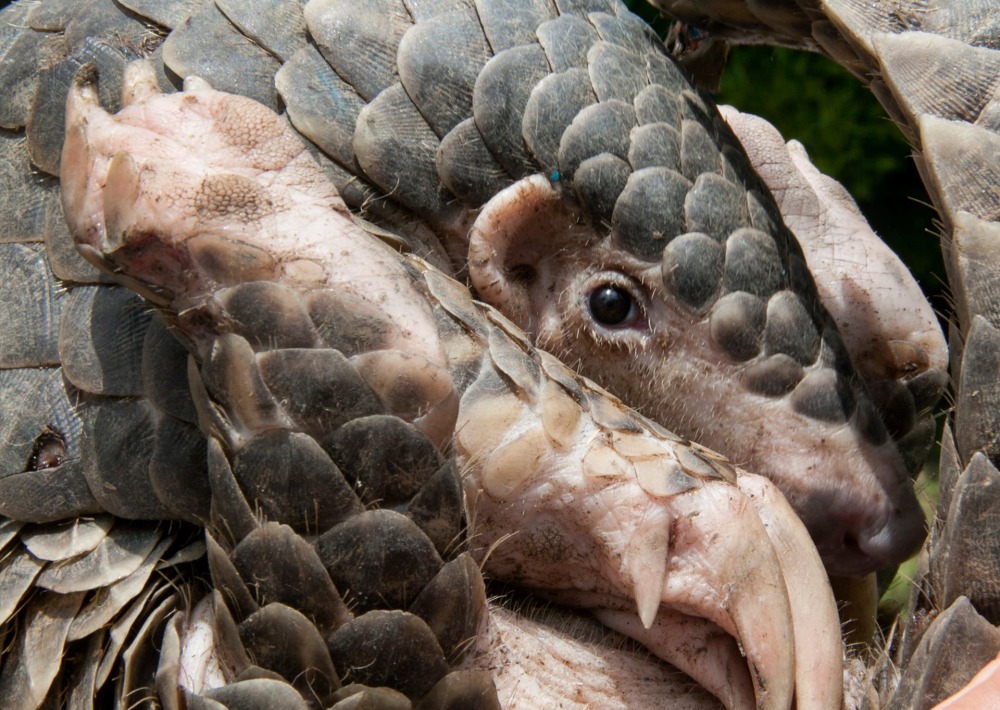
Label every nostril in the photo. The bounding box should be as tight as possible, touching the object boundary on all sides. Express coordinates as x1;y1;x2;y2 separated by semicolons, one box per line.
800;483;928;576
851;509;927;573
864;510;926;555
814;524;884;577
841;530;862;556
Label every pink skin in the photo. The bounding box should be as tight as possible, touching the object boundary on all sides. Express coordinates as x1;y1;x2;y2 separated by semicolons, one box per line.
720;105;947;387
62;65;444;372
468;175;928;576
70;28;931;581
62;63;845;708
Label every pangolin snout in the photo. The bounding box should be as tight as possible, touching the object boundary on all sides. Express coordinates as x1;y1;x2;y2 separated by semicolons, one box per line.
803;479;927;576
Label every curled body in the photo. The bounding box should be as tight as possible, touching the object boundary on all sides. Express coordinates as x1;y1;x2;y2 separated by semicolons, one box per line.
59;64;843;708
0;0;969;706
284;0;941;574
0;0;938;576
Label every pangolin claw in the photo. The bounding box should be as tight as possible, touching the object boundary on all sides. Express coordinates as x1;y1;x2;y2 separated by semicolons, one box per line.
57;63;842;708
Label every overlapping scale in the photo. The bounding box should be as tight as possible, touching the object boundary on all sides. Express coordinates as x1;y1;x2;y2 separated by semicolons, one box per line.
644;0;1000;701
306;0;409;102
0;516;202;708
475;0;557;51
0;10;68;130
275;44;367;171
521;68;599;174
1;0;988;705
0;244;64;368
436;118;513;204
161;3;280;111
537;15;602;71
397;7;491;137
354;84;456;223
473;44;552;178
214;0;307;62
161;274;494;705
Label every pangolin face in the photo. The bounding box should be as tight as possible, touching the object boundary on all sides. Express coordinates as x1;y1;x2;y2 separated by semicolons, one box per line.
292;0;940;580
1;0;989;706
60;61;845;709
468;171;930;576
287;0;937;577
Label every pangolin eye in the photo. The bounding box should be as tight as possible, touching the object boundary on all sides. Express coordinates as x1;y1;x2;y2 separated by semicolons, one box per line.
588;284;636;326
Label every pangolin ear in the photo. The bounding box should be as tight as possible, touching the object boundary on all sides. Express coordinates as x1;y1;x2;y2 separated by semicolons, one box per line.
467;174;581;327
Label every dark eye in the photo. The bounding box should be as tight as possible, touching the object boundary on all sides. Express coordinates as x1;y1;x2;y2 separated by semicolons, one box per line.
588;284;635;326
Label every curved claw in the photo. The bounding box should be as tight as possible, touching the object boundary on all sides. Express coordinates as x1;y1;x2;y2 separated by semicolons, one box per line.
61;66;842;710
663;478;797;710
592;473;816;710
624;474;843;710
121;60;163;107
737;474;844;710
460;391;840;709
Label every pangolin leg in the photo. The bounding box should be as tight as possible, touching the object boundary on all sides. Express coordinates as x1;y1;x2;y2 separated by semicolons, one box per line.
59;62;844;709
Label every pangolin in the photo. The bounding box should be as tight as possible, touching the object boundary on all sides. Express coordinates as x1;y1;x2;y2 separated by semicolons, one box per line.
1;0;992;708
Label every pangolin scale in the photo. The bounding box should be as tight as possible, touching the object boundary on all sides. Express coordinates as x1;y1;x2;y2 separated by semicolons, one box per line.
0;0;996;707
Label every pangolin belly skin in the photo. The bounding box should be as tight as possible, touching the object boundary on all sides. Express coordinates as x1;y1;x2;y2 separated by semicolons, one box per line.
55;62;843;708
0;0;939;579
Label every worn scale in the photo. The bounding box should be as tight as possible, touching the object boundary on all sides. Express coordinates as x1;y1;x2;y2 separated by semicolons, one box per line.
0;0;997;708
